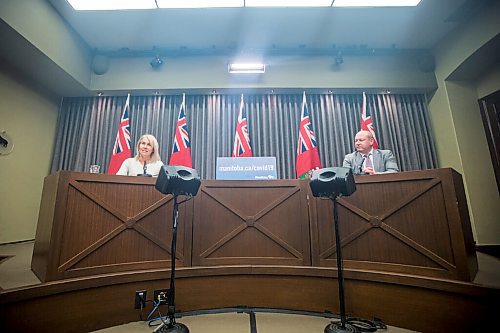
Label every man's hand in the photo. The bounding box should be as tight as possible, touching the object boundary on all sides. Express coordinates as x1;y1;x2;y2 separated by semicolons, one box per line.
362;167;376;175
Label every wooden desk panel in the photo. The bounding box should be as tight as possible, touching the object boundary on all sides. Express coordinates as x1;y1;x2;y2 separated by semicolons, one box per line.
32;168;477;282
309;168;477;281
192;180;311;266
32;172;193;282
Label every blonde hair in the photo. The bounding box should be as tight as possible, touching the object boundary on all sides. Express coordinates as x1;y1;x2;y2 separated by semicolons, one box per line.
134;134;161;163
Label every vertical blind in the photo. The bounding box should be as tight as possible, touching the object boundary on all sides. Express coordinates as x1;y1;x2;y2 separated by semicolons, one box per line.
51;93;437;179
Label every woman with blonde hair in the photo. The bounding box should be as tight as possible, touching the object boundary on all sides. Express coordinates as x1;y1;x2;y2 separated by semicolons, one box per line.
116;134;163;176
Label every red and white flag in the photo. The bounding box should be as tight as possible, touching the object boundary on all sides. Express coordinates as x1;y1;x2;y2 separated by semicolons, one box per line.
169;93;193;168
360;92;379;149
296;92;321;179
232;94;253;157
108;94;132;174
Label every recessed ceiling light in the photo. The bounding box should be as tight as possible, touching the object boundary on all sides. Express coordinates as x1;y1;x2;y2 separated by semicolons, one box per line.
67;0;157;10
67;0;422;10
333;0;421;7
156;0;244;8
246;0;333;7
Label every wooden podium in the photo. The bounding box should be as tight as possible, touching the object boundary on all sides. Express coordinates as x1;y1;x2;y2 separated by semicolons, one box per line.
31;168;477;283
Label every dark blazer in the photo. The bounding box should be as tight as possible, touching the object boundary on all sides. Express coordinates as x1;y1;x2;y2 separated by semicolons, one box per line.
342;149;399;175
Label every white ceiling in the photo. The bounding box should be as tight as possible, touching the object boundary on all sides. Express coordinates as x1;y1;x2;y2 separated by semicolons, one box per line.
47;0;474;56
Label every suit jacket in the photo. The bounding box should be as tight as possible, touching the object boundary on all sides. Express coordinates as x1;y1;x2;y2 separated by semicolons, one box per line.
342;149;399;175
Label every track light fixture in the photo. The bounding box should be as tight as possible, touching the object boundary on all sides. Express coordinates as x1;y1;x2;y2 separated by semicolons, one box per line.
228;63;265;74
335;51;344;65
150;55;163;69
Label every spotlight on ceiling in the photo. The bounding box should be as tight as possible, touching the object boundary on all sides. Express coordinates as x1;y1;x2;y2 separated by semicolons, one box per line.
335;51;344;65
150;55;163;69
228;63;265;74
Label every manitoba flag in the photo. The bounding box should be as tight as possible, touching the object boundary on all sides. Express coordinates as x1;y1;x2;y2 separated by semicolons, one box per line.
295;92;321;179
169;93;193;168
360;92;379;149
232;94;253;157
108;94;132;174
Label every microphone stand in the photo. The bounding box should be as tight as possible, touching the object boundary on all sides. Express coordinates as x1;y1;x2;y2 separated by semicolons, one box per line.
138;160;152;177
325;193;359;333
153;195;189;333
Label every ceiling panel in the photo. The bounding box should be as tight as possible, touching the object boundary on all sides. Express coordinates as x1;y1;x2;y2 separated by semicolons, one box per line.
47;0;468;55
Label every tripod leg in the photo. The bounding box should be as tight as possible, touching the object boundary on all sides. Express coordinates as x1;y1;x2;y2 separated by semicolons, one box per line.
153;322;189;333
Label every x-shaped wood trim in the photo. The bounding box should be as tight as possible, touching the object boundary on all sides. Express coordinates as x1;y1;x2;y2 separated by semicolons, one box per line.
320;178;455;271
199;186;303;259
58;180;176;272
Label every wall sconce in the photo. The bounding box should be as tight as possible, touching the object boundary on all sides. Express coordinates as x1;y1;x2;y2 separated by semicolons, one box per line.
228;63;265;74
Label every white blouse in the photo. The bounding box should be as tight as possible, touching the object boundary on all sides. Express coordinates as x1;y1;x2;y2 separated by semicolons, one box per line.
116;158;163;177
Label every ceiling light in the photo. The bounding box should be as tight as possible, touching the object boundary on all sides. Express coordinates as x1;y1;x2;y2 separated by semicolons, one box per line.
228;63;266;74
67;0;422;10
156;0;244;8
332;0;421;7
246;0;334;7
67;0;157;10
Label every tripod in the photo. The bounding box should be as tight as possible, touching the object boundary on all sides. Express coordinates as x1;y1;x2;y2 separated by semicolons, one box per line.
153;195;189;333
309;167;380;333
324;194;358;333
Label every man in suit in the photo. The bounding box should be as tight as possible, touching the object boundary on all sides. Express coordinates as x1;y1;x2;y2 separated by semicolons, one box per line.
343;130;399;175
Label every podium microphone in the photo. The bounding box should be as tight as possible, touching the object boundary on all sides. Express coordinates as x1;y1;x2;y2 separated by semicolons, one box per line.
137;160;152;177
